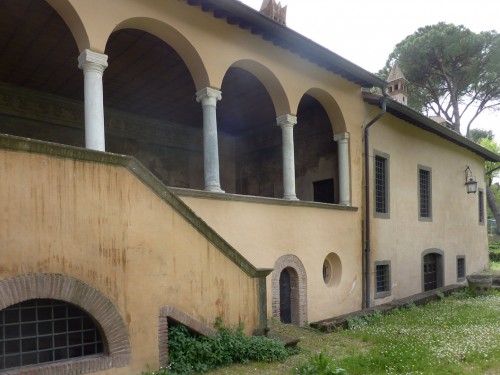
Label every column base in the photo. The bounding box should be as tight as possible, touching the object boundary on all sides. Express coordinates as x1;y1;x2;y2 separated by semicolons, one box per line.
204;185;225;193
283;195;299;201
339;200;351;206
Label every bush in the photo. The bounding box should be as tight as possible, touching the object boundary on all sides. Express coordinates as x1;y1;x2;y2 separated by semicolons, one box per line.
294;351;347;375
489;242;500;262
154;321;296;374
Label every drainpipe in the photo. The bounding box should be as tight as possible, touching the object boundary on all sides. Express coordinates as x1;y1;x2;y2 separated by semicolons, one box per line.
363;86;388;309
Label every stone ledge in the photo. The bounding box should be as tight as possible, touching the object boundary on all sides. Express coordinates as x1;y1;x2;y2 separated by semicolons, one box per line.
310;284;464;332
169;187;359;211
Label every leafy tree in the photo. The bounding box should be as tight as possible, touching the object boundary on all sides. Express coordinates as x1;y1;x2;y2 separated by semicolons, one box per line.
469;128;494;143
478;137;500;233
380;23;500;136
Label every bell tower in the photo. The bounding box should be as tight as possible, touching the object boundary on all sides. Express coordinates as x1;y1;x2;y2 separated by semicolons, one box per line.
387;62;409;105
260;0;287;25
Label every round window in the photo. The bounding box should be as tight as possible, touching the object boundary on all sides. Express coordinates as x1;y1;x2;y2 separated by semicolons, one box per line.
323;252;342;286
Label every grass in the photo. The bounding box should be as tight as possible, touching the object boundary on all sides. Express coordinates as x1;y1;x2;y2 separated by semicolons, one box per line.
209;292;500;374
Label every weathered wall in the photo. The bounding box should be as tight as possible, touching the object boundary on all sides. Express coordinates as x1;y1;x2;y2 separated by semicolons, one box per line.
0;83;239;191
0;143;262;374
370;113;489;303
176;193;363;323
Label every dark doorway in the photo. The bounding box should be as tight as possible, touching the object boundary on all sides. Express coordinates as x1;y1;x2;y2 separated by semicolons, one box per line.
423;252;443;291
313;179;335;204
279;268;292;323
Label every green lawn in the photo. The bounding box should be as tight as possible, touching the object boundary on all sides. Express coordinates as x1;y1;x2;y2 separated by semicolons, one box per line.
210;292;500;375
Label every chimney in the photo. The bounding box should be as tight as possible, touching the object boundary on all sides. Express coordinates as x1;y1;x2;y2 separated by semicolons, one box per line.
260;0;287;25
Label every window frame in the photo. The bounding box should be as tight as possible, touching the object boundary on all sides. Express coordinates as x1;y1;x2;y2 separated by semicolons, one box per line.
373;150;390;219
0;299;104;372
418;165;432;222
374;260;391;299
456;255;466;282
478;188;485;225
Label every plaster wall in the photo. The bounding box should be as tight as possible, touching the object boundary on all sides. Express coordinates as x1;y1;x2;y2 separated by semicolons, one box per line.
0;147;260;373
178;194;363;322
369;114;488;303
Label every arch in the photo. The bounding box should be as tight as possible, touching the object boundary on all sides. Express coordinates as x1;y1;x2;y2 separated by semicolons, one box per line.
0;274;130;370
46;0;90;51
230;59;291;117
301;88;347;134
108;17;210;90
421;248;444;291
271;255;307;326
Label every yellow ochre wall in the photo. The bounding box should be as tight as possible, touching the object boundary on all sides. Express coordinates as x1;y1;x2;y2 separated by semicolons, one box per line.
369;113;489;303
178;195;363;323
0;146;261;374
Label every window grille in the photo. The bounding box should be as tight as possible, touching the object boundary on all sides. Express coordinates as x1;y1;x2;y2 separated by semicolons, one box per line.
479;190;484;224
419;168;431;218
375;156;387;213
375;264;390;293
0;299;103;371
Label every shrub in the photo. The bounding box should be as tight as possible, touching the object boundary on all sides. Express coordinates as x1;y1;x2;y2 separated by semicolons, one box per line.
294;351;347;375
346;310;383;330
152;321;296;374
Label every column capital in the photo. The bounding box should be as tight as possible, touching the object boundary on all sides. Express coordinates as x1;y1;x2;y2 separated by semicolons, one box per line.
334;132;350;142
276;114;297;128
196;87;222;107
78;49;108;73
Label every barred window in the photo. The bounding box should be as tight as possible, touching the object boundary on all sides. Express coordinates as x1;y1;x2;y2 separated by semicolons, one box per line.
374;261;391;298
0;299;103;371
479;190;484;224
374;153;389;217
419;167;432;219
373;151;390;219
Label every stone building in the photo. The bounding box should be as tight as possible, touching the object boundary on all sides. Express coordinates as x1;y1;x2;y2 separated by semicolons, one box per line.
0;0;497;373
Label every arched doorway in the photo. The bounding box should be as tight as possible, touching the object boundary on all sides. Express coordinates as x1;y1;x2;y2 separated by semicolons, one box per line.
422;249;444;291
272;255;307;326
279;268;292;323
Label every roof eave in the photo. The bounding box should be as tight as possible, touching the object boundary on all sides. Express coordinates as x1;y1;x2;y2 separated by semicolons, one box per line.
184;0;386;88
363;93;500;162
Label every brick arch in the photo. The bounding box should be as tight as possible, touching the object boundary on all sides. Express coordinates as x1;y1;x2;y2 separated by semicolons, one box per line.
271;255;307;326
0;274;130;372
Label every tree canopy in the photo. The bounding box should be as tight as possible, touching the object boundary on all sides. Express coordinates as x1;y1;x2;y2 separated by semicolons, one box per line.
469;128;494;143
380;23;499;136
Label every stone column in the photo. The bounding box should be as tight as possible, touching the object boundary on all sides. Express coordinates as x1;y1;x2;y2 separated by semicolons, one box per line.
334;132;350;205
277;114;298;200
196;87;224;193
78;49;108;151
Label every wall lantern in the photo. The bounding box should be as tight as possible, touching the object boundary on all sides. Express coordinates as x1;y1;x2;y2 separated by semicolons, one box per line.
464;166;478;194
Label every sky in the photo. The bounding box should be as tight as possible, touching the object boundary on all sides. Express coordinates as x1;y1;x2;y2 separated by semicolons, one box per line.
238;0;500;138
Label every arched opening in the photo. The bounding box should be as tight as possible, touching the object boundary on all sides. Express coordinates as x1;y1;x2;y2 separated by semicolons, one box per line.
0;0;84;146
219;66;280;196
0;274;130;373
271;255;307;326
422;249;444;291
103;28;204;189
279;268;292;323
295;94;338;202
0;299;104;371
